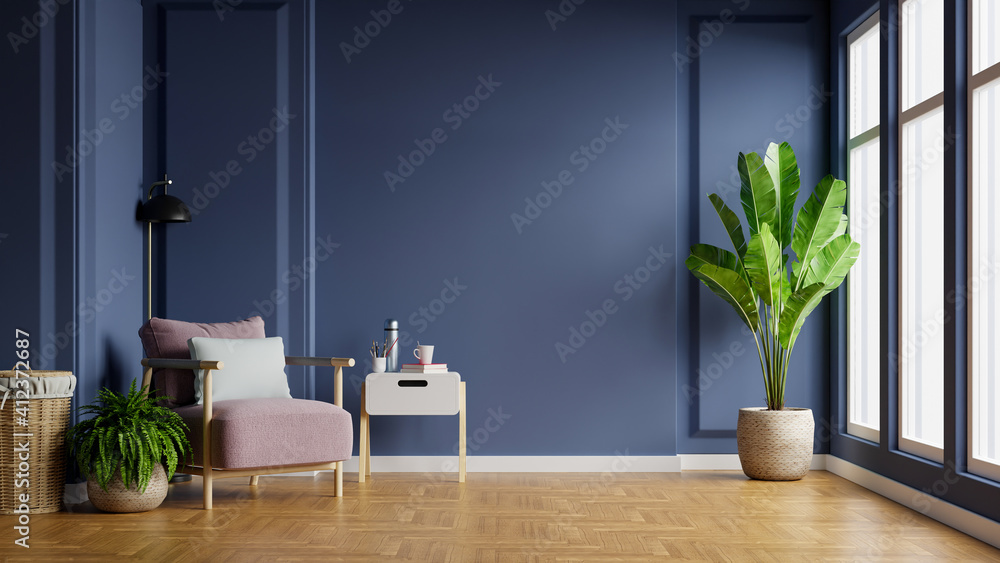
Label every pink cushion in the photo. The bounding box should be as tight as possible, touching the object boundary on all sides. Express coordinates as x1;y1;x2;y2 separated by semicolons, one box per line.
173;399;353;469
138;316;265;407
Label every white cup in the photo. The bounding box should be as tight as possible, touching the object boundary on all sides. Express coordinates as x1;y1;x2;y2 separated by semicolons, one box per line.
372;357;386;373
413;345;435;364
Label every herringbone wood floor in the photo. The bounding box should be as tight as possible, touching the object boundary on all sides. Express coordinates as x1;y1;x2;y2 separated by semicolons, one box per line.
2;471;998;562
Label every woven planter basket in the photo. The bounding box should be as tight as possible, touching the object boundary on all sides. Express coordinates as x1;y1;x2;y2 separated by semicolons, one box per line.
88;463;168;513
0;370;76;514
736;407;814;481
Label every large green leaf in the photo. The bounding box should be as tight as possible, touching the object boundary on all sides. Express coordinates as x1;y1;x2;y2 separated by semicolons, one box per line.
738;151;777;237
744;223;784;308
801;233;860;291
687;243;741;272
685;259;760;332
778;283;826;349
791;175;848;287
764;142;800;250
708;193;747;259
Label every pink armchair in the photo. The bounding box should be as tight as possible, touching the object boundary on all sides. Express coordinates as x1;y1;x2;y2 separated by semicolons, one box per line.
138;316;354;509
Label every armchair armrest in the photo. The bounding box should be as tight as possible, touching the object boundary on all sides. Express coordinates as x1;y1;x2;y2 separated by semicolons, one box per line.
285;356;355;368
140;358;224;398
283;356;353;408
141;358;225;370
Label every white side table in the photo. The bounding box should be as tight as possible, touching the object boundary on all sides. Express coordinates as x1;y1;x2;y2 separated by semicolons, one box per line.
359;371;466;483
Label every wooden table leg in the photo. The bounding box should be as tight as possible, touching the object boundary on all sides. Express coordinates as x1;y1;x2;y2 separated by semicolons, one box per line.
358;381;369;483
459;381;466;483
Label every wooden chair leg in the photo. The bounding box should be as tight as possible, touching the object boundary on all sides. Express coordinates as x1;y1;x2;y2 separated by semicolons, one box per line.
203;370;214;509
203;472;213;510
249;475;259;486
335;461;343;497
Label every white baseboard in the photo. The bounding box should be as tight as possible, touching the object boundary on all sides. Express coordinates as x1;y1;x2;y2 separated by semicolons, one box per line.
825;456;1000;550
679;453;828;471
275;454;832;475
342;455;682;473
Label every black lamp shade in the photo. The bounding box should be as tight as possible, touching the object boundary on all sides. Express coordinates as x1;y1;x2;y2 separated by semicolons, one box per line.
140;194;192;223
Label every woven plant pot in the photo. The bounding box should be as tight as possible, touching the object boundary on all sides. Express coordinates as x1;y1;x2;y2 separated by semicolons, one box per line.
88;463;168;513
736;407;814;481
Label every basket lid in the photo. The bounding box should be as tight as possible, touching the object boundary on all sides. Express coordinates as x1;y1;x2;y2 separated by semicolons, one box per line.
0;370;74;378
0;371;76;404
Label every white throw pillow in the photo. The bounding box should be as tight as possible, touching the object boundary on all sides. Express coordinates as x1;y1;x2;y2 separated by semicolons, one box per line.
187;337;292;404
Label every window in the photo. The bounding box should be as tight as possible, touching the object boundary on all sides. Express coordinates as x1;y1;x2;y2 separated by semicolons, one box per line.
969;0;1000;482
899;0;945;462
846;12;881;443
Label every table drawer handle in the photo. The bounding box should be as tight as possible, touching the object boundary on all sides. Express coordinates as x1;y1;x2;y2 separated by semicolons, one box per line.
397;380;428;387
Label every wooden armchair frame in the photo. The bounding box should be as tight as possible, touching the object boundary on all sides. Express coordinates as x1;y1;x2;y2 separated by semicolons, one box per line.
140;355;354;509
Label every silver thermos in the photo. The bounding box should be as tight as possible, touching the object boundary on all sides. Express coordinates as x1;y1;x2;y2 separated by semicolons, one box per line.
384;319;399;372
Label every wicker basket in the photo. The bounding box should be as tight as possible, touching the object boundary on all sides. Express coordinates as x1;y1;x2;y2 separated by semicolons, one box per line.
0;370;76;514
736;407;815;481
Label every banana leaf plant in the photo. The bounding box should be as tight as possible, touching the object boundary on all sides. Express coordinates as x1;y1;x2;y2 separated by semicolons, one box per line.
686;142;860;410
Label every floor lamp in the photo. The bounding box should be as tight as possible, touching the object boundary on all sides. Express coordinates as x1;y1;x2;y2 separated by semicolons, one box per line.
138;174;193;483
139;174;191;318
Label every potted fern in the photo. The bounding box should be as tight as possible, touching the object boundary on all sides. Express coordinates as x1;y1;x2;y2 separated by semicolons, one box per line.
686;142;860;480
66;380;191;512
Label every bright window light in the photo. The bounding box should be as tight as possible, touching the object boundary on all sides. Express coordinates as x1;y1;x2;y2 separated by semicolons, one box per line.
899;0;944;463
969;0;1000;482
846;11;881;442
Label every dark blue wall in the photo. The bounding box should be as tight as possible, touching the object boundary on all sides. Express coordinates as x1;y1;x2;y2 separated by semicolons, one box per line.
315;0;683;457
78;0;146;401
0;0;45;370
310;0;829;456
0;0;144;413
4;0;831;457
